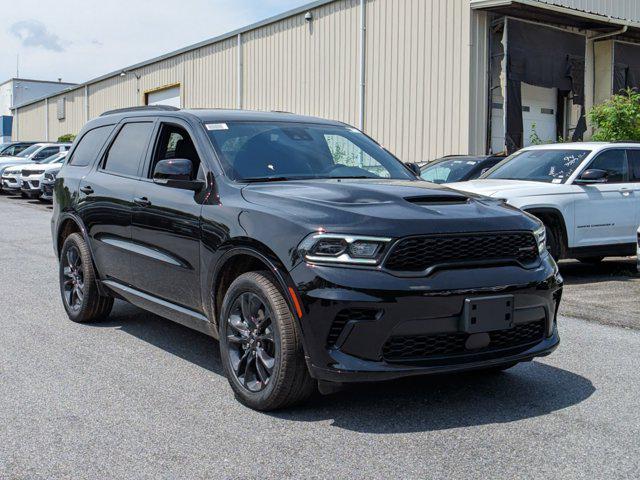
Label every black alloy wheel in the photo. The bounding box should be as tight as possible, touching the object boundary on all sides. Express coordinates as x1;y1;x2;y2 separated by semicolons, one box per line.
62;245;85;312
59;233;113;323
219;271;315;410
225;292;277;392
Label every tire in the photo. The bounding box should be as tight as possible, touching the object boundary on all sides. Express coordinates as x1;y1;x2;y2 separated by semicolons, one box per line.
20;192;27;199
219;271;315;411
544;224;560;260
577;256;605;264
59;233;113;323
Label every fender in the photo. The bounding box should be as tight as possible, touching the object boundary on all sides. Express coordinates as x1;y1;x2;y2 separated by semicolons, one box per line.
206;244;307;345
523;206;570;254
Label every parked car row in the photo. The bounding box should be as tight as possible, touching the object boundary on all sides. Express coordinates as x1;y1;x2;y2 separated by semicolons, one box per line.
0;143;71;200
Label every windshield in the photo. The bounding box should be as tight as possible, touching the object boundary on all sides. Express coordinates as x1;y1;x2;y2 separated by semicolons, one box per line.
421;157;482;184
40;152;65;164
205;122;413;182
483;149;591;183
16;144;42;158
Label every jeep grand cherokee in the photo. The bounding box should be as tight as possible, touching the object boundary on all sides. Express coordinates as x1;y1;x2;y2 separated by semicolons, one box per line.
52;107;562;410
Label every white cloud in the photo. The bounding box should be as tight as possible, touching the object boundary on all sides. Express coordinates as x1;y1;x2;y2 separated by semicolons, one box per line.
9;20;65;52
0;0;309;83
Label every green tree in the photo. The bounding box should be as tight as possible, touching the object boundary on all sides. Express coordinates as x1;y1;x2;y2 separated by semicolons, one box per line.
58;133;76;142
589;88;640;142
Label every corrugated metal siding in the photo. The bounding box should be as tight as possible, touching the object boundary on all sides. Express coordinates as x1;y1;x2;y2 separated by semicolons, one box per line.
48;88;85;141
365;0;471;161
14;101;46;141
243;0;360;126
535;0;640;23
183;37;238;109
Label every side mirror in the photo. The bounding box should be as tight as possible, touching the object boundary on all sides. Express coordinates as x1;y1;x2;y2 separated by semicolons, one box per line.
153;158;205;191
575;168;608;184
406;162;422;177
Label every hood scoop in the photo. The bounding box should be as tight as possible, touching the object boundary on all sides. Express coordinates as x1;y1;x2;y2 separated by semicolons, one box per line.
405;194;469;206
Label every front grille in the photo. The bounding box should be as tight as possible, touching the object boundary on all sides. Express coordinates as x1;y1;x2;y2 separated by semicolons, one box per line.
384;232;538;272
327;309;380;347
382;320;545;362
22;170;44;177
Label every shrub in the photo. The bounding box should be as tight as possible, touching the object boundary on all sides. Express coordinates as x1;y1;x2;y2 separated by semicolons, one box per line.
589;88;640;142
58;133;76;143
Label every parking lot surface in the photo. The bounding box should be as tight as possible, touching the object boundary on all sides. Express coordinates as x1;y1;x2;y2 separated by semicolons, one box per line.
1;194;639;479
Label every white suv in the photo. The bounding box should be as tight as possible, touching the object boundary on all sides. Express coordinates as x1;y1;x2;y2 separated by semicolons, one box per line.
449;142;640;262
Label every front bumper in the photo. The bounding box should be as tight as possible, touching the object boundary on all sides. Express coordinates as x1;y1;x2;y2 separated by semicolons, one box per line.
290;254;563;383
2;176;21;192
41;181;54;200
21;177;42;195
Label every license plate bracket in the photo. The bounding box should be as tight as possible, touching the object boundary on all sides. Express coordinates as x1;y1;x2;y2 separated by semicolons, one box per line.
461;295;514;333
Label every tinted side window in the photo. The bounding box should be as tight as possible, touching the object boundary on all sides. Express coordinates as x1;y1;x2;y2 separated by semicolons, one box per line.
68;126;113;167
588;149;628;183
103;122;153;177
627;149;640;181
34;147;59;160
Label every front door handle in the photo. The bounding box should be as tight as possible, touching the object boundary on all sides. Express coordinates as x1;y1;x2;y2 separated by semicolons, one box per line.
80;185;94;195
134;196;152;207
619;187;632;196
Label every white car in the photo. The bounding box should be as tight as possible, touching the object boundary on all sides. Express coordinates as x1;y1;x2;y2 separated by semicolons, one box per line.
449;142;640;263
0;143;71;189
21;151;68;198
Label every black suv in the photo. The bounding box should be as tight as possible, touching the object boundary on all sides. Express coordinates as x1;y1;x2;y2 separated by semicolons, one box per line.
52;107;562;410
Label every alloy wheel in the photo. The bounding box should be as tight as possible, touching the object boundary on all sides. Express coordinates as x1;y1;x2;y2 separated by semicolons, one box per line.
62;246;85;311
225;292;277;392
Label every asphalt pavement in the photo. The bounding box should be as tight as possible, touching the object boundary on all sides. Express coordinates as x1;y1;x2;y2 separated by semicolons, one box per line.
1;194;639;479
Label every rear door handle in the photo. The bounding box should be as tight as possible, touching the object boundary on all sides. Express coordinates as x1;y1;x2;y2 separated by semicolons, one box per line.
80;186;94;195
134;196;152;207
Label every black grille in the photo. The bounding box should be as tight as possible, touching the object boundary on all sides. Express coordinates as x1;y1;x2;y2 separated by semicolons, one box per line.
384;232;538;272
382;320;545;362
327;309;379;347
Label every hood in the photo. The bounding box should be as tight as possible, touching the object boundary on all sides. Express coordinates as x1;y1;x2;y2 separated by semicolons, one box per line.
448;179;562;198
21;162;62;172
0;158;29;168
240;178;539;237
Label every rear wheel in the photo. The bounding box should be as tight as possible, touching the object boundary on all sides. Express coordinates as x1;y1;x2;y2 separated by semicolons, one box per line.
219;271;315;410
59;233;113;323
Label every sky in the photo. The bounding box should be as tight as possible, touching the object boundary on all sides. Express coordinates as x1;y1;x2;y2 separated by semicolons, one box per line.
0;0;310;84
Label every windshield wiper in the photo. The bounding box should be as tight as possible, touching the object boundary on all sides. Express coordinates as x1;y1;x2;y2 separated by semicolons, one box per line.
241;176;307;183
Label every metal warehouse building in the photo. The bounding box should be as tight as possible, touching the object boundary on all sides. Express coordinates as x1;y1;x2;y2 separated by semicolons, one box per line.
11;0;640;161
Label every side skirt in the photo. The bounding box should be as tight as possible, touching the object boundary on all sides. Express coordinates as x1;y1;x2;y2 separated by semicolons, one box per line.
567;243;636;258
102;280;217;338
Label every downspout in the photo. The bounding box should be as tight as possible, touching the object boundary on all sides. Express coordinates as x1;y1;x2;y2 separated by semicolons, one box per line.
84;85;89;122
45;98;49;142
358;0;366;131
237;33;243;110
587;24;628;134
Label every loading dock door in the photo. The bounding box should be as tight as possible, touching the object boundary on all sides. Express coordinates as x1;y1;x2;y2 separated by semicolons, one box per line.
522;83;557;146
146;86;181;108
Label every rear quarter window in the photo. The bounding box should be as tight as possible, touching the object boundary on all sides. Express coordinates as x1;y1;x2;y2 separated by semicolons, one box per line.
68;126;114;167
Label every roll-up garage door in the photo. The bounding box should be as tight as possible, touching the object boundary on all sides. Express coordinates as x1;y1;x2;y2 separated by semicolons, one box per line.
146;85;181;108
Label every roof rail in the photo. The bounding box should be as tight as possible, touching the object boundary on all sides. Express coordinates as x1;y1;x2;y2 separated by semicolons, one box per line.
612;140;640;144
100;105;180;117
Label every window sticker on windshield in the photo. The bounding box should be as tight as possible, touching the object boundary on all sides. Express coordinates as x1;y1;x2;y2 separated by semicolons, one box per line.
552;178;562;184
206;123;229;131
467;161;477;165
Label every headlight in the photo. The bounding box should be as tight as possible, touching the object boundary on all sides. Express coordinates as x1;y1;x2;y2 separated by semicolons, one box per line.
534;226;546;255
298;233;392;265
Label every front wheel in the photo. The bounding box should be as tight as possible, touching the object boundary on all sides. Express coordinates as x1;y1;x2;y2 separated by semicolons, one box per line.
544;224;561;260
59;233;113;323
219;272;315;410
